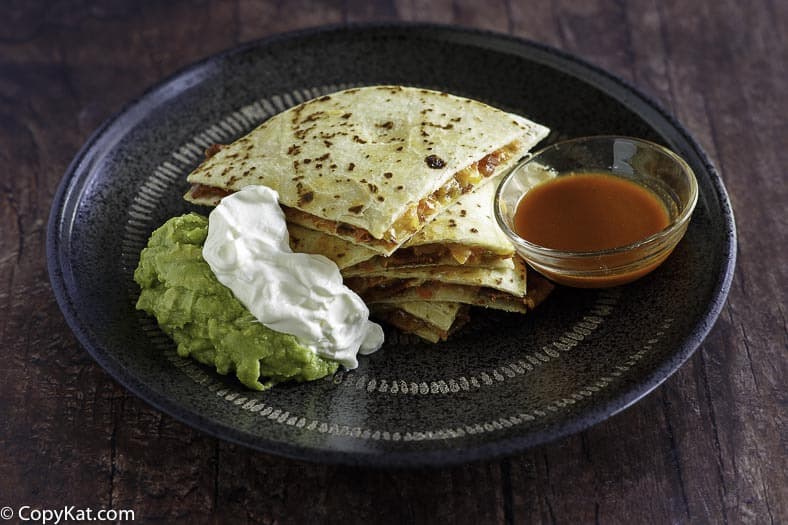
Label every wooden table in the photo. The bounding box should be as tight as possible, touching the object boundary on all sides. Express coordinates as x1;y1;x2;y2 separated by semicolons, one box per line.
1;1;785;523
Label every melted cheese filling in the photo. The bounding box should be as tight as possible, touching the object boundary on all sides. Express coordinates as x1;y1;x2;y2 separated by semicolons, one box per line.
347;245;511;271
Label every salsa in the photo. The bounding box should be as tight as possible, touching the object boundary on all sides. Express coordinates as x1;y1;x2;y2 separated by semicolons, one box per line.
514;172;670;252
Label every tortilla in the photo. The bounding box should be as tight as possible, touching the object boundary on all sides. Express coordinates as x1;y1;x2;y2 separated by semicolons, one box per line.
288;173;515;271
288;223;376;269
185;85;549;254
370;302;470;343
396;301;465;332
347;172;515;270
364;272;555;314
344;256;528;297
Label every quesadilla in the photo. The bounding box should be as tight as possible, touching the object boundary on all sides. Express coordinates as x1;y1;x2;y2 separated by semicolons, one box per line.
365;271;555;314
185;86;549;254
287;172;516;271
288;223;376;269
287;173;515;271
370;302;470;343
348;172;516;270
344;256;529;298
396;301;466;333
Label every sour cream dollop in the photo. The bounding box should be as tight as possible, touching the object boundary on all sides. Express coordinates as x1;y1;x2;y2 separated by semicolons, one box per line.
202;185;384;368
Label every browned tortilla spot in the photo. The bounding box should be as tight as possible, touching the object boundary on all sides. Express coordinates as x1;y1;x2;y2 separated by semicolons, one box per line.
425;155;446;169
298;192;314;205
205;144;224;158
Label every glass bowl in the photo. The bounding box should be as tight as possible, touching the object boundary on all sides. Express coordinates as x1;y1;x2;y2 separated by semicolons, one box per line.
494;136;698;288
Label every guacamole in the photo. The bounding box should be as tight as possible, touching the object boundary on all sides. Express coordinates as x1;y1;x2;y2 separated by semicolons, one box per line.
133;213;339;391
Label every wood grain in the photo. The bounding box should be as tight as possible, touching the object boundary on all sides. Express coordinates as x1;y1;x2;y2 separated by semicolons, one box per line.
0;1;785;523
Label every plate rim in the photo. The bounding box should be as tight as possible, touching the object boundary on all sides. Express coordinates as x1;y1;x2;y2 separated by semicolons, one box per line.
47;22;737;467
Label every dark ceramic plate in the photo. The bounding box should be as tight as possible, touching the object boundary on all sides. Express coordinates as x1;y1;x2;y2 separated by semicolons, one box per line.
48;24;736;467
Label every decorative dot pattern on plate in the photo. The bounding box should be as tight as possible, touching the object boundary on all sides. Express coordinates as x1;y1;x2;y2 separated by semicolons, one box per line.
158;317;674;441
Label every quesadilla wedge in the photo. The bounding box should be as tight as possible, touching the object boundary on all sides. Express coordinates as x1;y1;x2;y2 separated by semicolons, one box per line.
287;173;515;270
344;256;528;297
185;85;549;254
365;272;555;314
370;302;470;343
288;223;377;269
396;301;466;332
347;172;516;270
288;172;516;270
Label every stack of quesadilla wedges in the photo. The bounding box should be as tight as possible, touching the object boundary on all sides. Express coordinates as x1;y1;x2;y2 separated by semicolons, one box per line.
289;176;554;341
185;86;553;343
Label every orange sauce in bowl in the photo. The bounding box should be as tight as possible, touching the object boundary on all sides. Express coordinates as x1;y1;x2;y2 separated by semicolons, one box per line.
514;172;670;252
